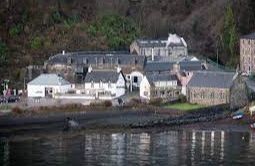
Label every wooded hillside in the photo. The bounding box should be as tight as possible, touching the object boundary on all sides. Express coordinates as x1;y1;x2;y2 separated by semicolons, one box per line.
0;0;254;87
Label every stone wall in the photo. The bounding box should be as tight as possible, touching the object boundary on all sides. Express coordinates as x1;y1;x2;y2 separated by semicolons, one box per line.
151;87;181;101
240;38;255;74
187;87;230;106
230;75;249;109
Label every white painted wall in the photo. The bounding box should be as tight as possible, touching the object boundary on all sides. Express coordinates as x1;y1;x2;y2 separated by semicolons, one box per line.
129;71;144;88
27;85;45;97
27;84;71;98
84;73;126;99
140;76;151;100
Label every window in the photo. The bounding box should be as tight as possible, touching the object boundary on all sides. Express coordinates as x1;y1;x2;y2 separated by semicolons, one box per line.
144;91;148;96
91;81;94;88
133;76;138;83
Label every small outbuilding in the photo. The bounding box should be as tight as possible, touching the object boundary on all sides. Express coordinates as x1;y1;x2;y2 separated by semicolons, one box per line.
27;74;71;98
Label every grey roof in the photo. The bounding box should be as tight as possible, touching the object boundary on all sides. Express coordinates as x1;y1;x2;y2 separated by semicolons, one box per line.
179;61;203;71
241;32;255;40
28;74;70;86
46;51;146;67
144;62;173;72
187;71;236;89
84;70;123;83
146;73;178;84
144;61;204;73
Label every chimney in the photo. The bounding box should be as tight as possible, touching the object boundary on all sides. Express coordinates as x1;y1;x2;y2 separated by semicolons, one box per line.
62;50;65;55
152;48;154;61
88;65;92;73
117;66;121;73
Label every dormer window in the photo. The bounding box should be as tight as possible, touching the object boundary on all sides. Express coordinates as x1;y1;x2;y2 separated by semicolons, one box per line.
95;57;98;66
102;58;105;64
83;58;88;64
108;81;111;88
67;57;72;65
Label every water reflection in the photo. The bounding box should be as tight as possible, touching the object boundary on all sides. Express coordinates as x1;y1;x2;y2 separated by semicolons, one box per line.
1;130;255;166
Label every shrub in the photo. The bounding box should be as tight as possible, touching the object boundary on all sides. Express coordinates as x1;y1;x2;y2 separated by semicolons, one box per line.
103;100;112;107
12;107;24;114
9;24;22;37
87;14;140;49
30;37;43;49
149;98;163;106
90;100;112;107
179;94;187;103
0;41;8;65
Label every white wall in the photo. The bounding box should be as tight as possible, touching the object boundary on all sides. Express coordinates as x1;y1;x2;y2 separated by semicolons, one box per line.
27;84;72;98
129;71;144;88
140;77;151;100
84;73;126;98
27;85;45;97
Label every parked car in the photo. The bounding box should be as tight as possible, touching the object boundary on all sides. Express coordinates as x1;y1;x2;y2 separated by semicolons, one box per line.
6;96;20;103
0;96;7;103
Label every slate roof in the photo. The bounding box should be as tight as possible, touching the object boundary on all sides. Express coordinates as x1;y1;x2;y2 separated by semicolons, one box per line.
28;74;70;86
241;32;255;40
179;61;203;71
187;71;236;89
46;51;146;67
144;60;204;73
144;62;174;73
84;70;123;83
146;73;178;84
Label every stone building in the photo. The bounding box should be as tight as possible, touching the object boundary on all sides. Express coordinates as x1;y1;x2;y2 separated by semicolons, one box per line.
130;33;188;62
240;32;255;74
187;71;237;106
140;73;181;101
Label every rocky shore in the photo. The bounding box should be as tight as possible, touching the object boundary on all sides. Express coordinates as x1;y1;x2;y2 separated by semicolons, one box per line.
0;103;245;135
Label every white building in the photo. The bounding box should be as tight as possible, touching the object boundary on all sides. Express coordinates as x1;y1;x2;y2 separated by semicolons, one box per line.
140;73;181;101
27;74;72;98
83;67;126;99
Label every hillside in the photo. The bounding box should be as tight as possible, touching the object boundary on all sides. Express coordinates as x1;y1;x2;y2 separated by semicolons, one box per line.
0;0;254;88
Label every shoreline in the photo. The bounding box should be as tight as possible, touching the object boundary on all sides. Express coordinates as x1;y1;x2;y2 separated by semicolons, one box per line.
0;104;252;135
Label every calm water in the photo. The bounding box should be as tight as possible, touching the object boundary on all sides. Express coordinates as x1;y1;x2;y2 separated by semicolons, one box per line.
1;129;255;166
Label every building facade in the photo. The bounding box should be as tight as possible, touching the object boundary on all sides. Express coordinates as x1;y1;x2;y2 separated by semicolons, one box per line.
44;51;145;91
187;71;237;106
27;74;72;98
83;67;126;99
140;74;181;101
240;32;255;74
130;33;188;62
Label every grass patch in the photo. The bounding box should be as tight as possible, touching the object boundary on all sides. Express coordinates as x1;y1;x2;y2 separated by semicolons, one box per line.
0;104;12;111
164;103;205;111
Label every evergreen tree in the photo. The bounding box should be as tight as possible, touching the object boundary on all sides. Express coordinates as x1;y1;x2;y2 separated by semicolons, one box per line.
221;4;238;66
